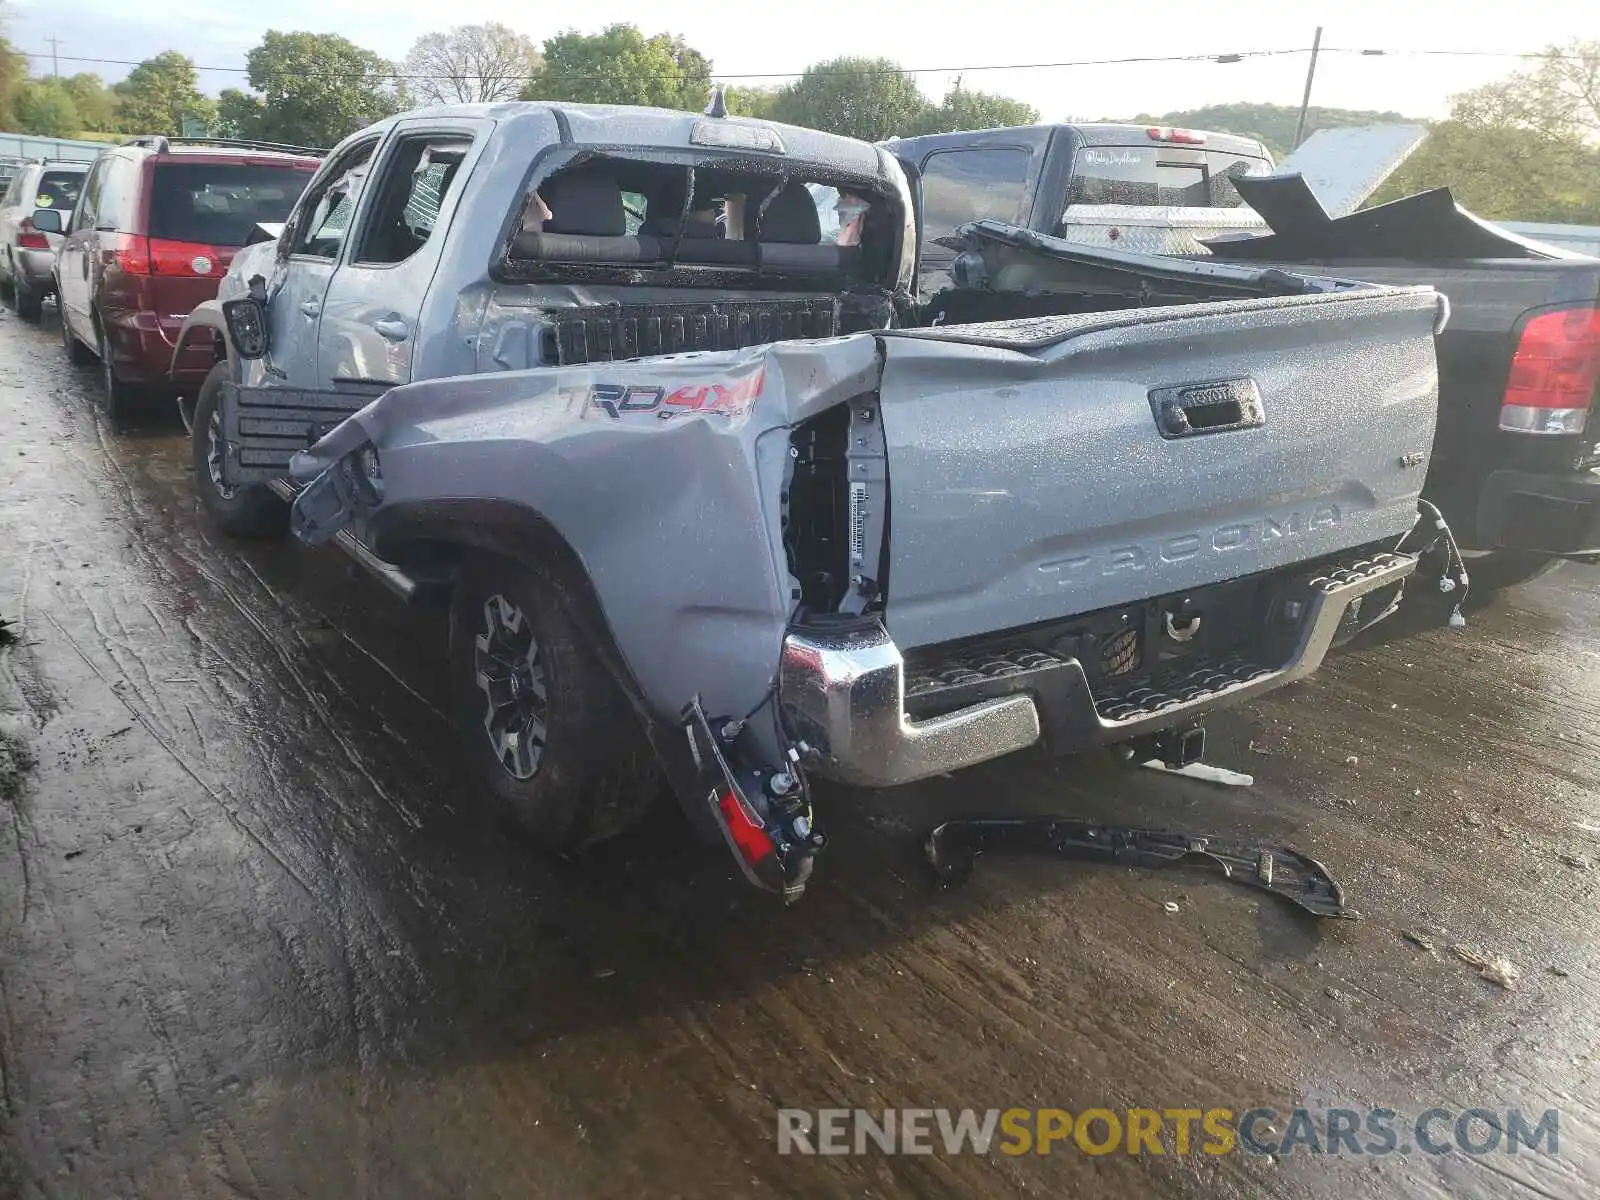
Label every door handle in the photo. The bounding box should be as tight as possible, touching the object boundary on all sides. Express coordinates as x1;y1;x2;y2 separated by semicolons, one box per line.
299;300;321;318
373;318;409;342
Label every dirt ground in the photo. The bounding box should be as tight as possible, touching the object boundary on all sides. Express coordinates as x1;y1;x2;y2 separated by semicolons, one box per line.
1;304;1598;1199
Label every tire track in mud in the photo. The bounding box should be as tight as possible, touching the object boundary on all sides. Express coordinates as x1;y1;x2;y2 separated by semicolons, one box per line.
1;318;445;1190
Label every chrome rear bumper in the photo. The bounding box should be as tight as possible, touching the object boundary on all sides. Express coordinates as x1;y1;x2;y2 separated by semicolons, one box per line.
778;551;1417;789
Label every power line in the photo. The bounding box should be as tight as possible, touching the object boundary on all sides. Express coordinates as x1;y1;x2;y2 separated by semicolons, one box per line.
17;47;1305;81
14;44;1594;85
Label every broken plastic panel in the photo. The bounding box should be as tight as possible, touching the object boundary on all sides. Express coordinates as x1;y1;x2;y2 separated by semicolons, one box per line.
925;818;1354;919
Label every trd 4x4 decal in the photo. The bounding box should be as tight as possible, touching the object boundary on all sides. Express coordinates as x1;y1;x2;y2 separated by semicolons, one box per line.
582;371;766;421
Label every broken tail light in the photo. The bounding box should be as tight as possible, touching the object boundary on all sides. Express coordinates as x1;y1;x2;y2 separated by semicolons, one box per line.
16;218;49;250
1500;306;1600;436
717;788;777;868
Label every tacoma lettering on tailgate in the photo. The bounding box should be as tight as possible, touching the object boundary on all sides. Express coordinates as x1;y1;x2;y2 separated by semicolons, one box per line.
1038;506;1342;580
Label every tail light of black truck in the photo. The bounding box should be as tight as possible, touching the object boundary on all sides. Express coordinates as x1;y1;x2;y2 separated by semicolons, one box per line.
1499;305;1600;441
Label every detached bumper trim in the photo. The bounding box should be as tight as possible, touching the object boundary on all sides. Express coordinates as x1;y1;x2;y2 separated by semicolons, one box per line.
779;551;1417;789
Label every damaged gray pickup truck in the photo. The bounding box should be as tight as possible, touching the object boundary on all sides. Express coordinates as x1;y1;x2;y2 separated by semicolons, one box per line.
178;101;1449;901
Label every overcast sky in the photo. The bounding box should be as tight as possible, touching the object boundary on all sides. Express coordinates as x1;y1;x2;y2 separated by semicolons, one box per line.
5;0;1596;121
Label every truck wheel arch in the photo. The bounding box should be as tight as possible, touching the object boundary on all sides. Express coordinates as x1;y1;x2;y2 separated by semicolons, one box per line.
170;301;234;430
370;498;706;805
369;499;644;709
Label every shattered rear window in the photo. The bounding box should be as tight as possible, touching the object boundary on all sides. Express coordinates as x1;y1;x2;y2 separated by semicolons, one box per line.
502;155;898;289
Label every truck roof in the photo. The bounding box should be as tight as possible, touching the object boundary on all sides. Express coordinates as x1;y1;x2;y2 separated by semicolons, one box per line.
362;101;892;180
886;123;1271;160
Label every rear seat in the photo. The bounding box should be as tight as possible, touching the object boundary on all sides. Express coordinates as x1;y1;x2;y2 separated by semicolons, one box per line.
509;172;860;274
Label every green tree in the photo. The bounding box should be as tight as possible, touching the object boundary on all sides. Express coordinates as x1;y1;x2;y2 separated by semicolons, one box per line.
61;72;118;131
240;30;400;148
403;22;541;105
15;78;80;136
521;24;711;110
0;0;25;129
723;84;781;121
114;51;211;135
1374;40;1600;223
908;81;1038;135
215;88;266;138
0;40;25;131
769;57;929;141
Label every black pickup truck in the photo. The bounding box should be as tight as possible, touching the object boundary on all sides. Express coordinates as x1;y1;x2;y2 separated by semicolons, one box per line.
891;125;1600;591
1212;177;1600;591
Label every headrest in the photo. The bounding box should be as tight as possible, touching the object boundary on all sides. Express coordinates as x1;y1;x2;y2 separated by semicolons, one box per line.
541;170;626;238
753;183;821;244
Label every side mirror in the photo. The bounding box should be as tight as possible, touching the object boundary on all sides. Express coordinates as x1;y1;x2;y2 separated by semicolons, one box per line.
222;297;269;360
30;208;64;235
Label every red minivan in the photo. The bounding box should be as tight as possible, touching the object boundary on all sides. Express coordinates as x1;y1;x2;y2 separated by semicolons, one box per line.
53;136;320;428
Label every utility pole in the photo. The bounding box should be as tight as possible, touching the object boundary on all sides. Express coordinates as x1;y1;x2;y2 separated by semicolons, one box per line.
43;36;62;79
1292;26;1323;151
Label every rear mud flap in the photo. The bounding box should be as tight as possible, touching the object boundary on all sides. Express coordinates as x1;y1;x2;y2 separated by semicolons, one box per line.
219;382;383;487
925;818;1353;919
682;697;821;904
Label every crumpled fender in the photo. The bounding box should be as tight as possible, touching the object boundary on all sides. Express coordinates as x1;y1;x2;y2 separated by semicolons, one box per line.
283;335;887;764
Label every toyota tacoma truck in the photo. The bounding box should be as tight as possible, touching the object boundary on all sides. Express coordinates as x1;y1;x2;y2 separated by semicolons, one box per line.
884;121;1599;592
175;101;1447;901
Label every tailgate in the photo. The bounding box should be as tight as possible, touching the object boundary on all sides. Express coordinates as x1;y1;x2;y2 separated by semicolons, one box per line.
877;288;1444;649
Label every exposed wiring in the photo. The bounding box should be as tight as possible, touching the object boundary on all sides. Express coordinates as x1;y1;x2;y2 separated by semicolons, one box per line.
1400;499;1471;627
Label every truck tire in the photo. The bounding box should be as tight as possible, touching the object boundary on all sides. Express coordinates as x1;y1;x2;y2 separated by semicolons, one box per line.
190;362;288;538
449;553;659;854
12;273;43;322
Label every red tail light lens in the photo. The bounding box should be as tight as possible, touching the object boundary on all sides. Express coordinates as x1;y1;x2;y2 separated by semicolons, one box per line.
1500;306;1600;436
716;789;775;866
16;218;49;250
108;234;151;276
104;236;225;278
148;239;225;278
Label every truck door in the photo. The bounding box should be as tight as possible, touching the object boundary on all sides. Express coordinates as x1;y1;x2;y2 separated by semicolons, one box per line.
219;135;383;487
265;135;382;391
315;121;486;390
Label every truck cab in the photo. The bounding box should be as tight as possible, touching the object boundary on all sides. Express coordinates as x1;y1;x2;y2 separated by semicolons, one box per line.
884;123;1274;292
